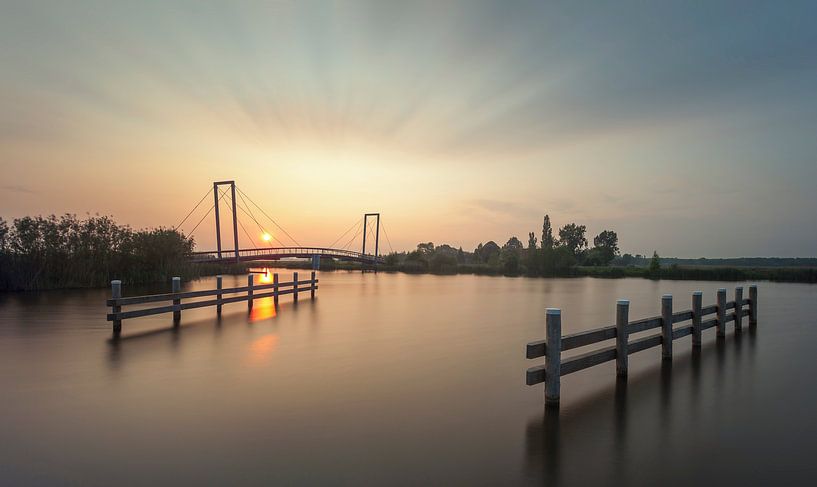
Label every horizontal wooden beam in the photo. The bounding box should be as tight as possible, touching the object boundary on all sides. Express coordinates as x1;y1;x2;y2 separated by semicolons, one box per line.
107;286;317;321
526;340;546;359
107;279;316;306
672;310;693;323
627;333;663;354
627;316;662;334
561;345;617;376
701;318;718;330
561;325;616;351
526;364;546;385
701;305;718;316
672;324;693;340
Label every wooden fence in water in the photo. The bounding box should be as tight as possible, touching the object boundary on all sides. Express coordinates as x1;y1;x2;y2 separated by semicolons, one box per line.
106;271;317;336
526;285;757;406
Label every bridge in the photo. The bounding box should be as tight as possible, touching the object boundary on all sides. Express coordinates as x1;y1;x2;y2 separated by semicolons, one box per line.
174;180;391;267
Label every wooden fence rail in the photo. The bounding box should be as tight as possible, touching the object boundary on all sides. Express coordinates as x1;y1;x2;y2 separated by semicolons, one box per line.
107;271;318;335
526;285;757;407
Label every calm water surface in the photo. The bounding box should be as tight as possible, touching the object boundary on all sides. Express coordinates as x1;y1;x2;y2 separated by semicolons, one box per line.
1;272;816;486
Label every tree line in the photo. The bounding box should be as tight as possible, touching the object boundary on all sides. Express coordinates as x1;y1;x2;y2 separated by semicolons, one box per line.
0;214;208;291
383;215;625;276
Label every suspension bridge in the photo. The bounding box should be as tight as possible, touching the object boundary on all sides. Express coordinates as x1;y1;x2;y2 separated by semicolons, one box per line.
173;180;394;266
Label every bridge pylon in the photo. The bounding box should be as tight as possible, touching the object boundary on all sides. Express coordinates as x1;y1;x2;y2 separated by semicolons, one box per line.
362;213;380;271
213;180;240;262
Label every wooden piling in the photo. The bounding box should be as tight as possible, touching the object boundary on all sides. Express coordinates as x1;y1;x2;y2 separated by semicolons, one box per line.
111;280;122;335
615;300;629;377
311;271;316;299
545;308;562;407
734;286;743;334
661;294;672;360
716;288;727;338
692;291;703;348
273;273;279;306
172;277;181;323
293;272;299;303
749;284;758;328
216;275;223;315
247;274;254;310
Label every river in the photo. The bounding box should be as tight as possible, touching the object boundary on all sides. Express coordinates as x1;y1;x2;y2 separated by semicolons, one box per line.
1;271;816;485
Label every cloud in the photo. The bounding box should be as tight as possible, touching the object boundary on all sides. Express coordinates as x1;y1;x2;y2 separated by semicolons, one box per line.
1;184;34;194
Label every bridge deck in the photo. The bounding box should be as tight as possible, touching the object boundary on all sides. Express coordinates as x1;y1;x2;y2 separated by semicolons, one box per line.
190;246;383;264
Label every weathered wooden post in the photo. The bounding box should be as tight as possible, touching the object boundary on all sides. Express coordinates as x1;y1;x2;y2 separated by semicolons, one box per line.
172;277;181;323
692;291;703;348
717;288;727;338
310;271;316;299
293;272;299;303
661;294;673;360
615;299;629;378
749;284;758;328
216;275;223;315
247;274;254;310
734;286;744;334
273;273;279;306
111;280;122;335
545;308;562;407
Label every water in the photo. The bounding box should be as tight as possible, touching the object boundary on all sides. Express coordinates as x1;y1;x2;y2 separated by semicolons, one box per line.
1;272;816;486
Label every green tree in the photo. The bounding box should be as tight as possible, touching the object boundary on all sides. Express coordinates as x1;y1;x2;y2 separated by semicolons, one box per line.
526;232;540;276
558;223;587;256
649;251;661;275
591;229;619;265
541;215;555;249
417;242;435;254
474;241;500;263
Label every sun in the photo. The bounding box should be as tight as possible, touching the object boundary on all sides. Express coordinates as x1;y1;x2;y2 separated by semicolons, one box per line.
261;232;272;243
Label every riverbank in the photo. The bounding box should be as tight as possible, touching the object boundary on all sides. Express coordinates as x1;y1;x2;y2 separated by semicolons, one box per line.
255;260;817;283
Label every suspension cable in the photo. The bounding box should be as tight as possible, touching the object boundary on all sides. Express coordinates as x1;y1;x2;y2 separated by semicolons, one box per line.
327;217;363;249
380;221;395;253
174;187;213;231
236;186;302;246
233;197;289;247
221;192;258;250
340;222;364;251
187;187;229;236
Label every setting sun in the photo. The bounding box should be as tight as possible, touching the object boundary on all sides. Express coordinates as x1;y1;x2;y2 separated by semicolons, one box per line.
261;232;272;243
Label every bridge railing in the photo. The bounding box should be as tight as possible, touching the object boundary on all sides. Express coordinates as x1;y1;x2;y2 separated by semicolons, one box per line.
525;285;757;407
189;246;383;263
107;271;317;336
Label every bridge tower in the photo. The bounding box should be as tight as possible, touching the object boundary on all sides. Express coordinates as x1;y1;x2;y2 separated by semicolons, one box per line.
361;213;380;270
213;180;240;262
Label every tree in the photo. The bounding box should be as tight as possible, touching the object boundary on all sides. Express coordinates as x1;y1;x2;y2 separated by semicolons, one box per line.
541;215;555;249
591;229;619;265
526;232;540;276
416;242;435;254
474;241;500;263
558;223;587;256
593;230;619;255
503;236;524;252
649;251;661;274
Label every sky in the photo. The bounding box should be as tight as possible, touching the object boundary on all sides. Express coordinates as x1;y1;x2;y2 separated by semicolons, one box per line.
1;1;816;257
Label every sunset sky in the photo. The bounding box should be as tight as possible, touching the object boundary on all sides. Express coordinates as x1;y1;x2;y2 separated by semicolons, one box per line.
1;1;816;257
